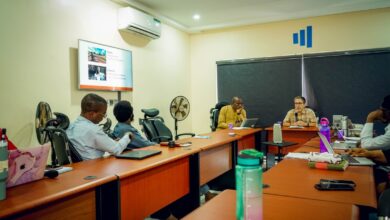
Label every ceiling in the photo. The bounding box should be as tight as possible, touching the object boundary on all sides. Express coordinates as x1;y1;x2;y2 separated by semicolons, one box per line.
116;0;390;32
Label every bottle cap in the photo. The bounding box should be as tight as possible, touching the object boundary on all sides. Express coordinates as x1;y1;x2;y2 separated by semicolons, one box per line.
238;149;263;166
237;154;260;166
320;117;329;126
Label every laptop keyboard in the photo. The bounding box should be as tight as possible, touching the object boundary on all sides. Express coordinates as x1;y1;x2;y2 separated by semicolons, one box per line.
341;155;360;164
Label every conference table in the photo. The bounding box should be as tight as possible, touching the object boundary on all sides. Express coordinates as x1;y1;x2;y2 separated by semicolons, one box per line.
0;128;262;220
263;158;377;208
183;134;377;219
0;145;201;220
183;189;359;220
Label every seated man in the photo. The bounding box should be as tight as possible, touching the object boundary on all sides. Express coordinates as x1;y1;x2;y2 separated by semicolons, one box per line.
66;93;133;160
360;95;390;150
217;97;247;130
112;100;156;149
283;96;316;127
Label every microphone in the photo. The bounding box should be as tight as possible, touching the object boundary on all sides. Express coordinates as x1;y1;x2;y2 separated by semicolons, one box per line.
44;169;59;179
294;112;298;122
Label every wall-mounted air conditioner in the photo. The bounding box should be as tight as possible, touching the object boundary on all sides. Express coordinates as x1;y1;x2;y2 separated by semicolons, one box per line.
118;7;161;39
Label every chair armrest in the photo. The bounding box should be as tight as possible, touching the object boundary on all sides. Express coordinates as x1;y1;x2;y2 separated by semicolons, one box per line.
151;136;171;143
175;133;195;140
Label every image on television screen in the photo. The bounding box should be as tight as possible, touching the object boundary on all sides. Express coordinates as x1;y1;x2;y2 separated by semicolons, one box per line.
88;65;107;81
88;47;106;64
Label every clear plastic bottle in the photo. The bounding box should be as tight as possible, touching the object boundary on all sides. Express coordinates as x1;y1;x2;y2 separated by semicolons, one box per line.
273;122;283;144
236;152;263;220
0;128;9;200
319;118;331;153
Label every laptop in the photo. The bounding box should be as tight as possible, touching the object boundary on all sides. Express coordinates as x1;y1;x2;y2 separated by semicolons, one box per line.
332;140;358;150
233;118;260;129
116;150;162;160
7;143;50;188
317;132;375;166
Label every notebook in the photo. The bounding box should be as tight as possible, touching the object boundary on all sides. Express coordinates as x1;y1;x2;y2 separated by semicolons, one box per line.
318;132;375;166
7;143;50;188
116;150;162;160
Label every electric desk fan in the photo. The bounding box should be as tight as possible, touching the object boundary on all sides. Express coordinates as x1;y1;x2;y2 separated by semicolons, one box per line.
35;102;54;144
169;96;190;139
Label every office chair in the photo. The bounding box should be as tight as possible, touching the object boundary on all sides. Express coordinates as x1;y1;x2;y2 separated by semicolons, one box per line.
378;188;390;219
140;108;195;143
210;101;229;131
45;112;83;167
99;117;115;139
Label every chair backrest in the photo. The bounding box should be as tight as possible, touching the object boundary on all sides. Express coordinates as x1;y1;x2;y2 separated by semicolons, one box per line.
152;119;173;142
140;108;173;143
378;188;390;218
47;127;83;166
210;101;229;131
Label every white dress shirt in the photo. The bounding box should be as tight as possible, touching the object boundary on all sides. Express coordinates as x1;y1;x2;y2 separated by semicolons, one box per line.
360;123;390;150
66;116;130;160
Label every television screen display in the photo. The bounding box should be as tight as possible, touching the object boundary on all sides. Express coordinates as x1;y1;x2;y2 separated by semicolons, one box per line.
78;40;133;91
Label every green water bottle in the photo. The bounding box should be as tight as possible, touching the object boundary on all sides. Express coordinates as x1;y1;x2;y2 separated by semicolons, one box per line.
0;129;9;200
236;150;263;220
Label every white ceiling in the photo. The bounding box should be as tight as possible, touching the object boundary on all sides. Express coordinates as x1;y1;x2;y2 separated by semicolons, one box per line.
116;0;390;32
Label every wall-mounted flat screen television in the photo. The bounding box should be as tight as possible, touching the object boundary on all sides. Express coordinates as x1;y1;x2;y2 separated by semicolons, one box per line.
78;40;133;91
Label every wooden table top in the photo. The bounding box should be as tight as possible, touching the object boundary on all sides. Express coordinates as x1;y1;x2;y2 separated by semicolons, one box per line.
182;130;241;151
216;128;262;136
263;159;377;208
0;162;117;218
265;126;319;132
183;190;359;220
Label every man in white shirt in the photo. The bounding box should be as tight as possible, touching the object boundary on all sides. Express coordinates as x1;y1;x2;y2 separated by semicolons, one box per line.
361;95;390;150
67;93;133;160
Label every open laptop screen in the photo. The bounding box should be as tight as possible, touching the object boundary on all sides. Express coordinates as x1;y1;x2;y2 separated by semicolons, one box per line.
7;143;50;188
240;118;259;128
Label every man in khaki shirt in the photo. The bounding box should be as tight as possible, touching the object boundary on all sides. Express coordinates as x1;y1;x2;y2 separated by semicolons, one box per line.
217;97;247;130
283;96;316;127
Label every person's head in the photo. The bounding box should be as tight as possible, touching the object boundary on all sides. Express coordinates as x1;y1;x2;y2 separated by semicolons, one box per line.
294;96;306;112
381;95;390;123
113;100;134;123
231;97;243;111
80;93;107;124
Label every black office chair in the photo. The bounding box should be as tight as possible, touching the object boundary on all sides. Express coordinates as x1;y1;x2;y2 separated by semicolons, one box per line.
378;188;390;219
210;101;229;131
45;112;83;167
46;127;83;167
99;117;115;139
140;108;195;143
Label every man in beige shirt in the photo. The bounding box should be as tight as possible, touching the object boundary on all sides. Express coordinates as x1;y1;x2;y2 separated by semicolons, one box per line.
283;96;316;127
217;97;247;130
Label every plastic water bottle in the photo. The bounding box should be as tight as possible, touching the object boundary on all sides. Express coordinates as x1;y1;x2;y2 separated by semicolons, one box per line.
319;118;331;153
236;151;263;220
273;122;282;144
0;129;9;200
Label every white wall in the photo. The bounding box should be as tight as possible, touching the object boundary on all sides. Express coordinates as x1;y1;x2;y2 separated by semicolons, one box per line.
0;0;191;147
189;8;390;134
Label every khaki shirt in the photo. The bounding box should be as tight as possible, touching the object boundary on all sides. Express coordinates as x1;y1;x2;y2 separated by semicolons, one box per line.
217;105;247;130
283;108;316;125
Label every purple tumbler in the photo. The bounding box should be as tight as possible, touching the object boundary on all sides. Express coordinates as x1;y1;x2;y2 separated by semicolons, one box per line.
319;118;331;153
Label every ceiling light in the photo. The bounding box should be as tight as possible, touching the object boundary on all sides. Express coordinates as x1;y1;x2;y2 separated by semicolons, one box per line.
193;14;200;20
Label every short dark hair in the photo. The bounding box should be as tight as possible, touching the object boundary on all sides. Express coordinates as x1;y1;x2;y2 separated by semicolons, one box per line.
81;93;107;113
113;100;134;122
294;96;306;104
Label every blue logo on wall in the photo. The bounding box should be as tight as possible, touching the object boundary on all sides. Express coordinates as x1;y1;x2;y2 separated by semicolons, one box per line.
293;26;312;48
